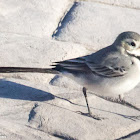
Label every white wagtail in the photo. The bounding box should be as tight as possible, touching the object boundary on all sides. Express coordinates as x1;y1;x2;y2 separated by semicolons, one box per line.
0;31;140;120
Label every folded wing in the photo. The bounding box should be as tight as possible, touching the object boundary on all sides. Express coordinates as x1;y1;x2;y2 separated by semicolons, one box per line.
53;56;128;78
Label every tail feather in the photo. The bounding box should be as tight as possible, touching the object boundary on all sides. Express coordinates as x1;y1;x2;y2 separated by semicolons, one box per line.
0;67;59;74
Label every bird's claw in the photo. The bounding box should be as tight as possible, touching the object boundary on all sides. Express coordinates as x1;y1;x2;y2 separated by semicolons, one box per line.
76;111;106;120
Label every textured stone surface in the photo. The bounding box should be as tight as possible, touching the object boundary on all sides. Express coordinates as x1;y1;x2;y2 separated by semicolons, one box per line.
54;1;140;50
0;0;71;38
0;0;140;139
81;0;140;9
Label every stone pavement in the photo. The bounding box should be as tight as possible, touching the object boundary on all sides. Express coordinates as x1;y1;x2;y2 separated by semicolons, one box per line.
0;0;140;139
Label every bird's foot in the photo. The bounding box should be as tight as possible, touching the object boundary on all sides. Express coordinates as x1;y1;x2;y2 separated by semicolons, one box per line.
76;111;106;120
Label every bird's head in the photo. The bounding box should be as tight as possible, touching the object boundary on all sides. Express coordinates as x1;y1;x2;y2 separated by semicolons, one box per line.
113;31;140;58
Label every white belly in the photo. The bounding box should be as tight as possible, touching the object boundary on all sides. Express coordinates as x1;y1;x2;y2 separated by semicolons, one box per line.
64;57;140;98
87;57;140;97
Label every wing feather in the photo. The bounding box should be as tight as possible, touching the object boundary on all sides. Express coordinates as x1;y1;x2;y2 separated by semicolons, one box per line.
86;61;127;77
53;57;89;72
53;56;128;77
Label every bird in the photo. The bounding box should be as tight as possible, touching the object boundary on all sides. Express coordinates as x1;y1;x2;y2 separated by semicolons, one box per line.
0;31;140;120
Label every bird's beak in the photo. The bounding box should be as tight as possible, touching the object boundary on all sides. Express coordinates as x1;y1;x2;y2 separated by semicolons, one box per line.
136;56;140;60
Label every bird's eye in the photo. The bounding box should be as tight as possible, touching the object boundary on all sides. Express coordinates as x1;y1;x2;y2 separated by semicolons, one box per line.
130;42;136;47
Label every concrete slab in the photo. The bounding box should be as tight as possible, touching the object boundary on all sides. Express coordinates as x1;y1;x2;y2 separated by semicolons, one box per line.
0;0;140;140
53;1;140;50
0;0;72;38
117;129;140;140
80;0;140;9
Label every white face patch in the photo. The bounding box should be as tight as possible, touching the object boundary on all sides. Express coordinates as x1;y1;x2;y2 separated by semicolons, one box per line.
125;39;140;48
126;48;140;57
124;38;140;56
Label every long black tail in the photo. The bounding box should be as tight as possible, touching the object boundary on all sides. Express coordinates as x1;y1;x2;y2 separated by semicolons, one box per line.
0;67;59;74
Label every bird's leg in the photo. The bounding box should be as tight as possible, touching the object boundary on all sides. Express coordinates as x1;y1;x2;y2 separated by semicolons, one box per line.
83;87;92;115
117;94;126;104
119;94;123;101
77;87;105;120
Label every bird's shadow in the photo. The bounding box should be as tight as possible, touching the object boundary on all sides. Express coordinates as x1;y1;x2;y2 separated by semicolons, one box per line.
0;79;54;101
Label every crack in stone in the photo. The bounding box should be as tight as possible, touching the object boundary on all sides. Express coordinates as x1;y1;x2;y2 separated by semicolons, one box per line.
77;0;140;10
52;2;79;39
116;129;140;140
52;132;77;140
28;103;39;122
